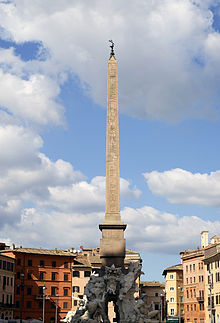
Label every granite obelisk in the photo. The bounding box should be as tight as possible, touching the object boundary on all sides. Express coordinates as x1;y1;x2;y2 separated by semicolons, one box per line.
99;41;126;268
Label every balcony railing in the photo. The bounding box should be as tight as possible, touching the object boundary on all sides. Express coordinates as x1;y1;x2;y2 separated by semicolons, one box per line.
0;302;14;309
35;294;50;300
197;296;204;302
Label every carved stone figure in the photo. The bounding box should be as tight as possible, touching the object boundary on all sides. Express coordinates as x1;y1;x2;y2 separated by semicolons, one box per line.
65;262;159;323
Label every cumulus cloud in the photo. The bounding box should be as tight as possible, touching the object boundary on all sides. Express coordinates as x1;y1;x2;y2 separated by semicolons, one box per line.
1;203;220;253
122;205;220;253
144;168;220;207
1;1;220;121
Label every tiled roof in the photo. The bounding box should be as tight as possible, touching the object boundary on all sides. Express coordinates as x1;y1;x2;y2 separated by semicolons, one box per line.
162;264;182;276
0;248;77;257
141;280;165;288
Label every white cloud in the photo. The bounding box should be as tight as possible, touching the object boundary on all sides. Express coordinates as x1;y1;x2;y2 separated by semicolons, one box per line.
122;205;220;253
1;203;220;254
1;1;220;121
144;168;220;207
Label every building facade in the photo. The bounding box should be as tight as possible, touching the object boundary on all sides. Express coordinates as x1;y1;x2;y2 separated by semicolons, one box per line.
181;248;206;323
204;242;220;323
140;280;165;320
0;254;15;320
1;247;76;322
163;264;184;322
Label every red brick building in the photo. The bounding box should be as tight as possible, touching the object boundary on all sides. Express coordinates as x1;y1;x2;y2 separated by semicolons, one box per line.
1;247;77;323
0;253;15;320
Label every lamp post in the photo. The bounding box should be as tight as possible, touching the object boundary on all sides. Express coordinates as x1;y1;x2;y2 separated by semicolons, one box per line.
20;272;24;323
42;284;46;323
55;293;58;323
178;284;181;323
208;271;213;323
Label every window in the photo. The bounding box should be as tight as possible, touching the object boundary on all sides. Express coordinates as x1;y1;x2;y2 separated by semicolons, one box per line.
3;261;6;270
16;286;20;295
27;301;32;308
74;300;77;306
51;303;56;309
17;258;21;265
155;292;158;297
155;304;159;310
73;286;80;293
84;271;91;277
17;272;20;279
193;264;195;271
0;260;1;269
187;290;189;298
2;294;4;303
63;302;68;309
170;287;174;291
186;265;188;272
64;274;69;281
64;262;68;268
28;259;32;266
7;277;9;285
194;304;196;311
40;272;44;280
40;260;44;267
194;277;196;283
190;277;192;283
27;273;32;280
170;309;174;315
52;261;56;268
39;287;43;295
16;301;19;308
52;272;56;281
73;271;80;277
170;298;174;303
190;264;192;272
186;278;188;284
191;304;193;311
11;277;13;286
187;305;189;311
51;287;56;296
39;301;43;309
64;288;68;296
27;287;32;295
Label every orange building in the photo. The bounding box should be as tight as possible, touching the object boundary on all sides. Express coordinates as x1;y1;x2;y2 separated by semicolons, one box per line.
180;248;206;323
0;253;15;320
1;247;77;323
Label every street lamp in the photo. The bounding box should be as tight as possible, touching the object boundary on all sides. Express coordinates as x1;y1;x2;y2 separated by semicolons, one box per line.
20;272;24;323
42;284;46;323
55;293;59;323
178;284;181;323
208;271;213;323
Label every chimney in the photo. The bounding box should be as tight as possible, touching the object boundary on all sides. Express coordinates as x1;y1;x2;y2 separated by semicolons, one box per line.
201;231;209;248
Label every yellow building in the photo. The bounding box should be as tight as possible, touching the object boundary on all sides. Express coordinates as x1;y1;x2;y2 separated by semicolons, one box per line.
163;264;184;322
204;242;220;323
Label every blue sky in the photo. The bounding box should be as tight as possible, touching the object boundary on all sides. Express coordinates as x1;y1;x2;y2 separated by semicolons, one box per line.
1;0;220;281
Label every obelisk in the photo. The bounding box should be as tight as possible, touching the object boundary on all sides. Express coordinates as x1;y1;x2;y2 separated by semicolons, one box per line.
99;41;126;268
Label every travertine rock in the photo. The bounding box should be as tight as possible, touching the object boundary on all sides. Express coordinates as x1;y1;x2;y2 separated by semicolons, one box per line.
65;262;159;323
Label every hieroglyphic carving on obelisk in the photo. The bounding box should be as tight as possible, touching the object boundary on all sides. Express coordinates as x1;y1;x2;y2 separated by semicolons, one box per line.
99;41;126;268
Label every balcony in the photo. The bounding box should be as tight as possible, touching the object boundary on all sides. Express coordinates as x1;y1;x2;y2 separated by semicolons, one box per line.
197;296;204;303
0;302;14;309
35;294;50;300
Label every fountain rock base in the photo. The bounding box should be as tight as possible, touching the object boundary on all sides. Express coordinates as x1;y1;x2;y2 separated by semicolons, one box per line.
63;262;159;323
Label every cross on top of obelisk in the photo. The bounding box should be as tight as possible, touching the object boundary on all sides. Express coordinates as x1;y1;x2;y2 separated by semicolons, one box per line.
109;39;115;59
